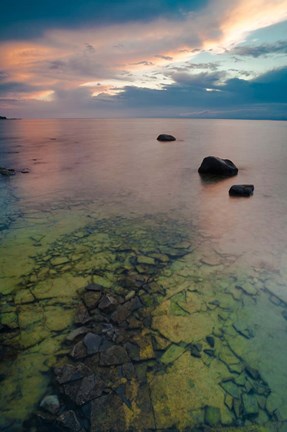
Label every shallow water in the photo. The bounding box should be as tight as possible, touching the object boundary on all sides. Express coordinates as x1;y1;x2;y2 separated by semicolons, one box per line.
0;118;287;431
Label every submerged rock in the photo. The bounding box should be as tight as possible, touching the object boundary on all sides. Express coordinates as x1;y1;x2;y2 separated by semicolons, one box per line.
40;395;60;414
57;410;82;432
83;333;103;354
198;156;238;176
157;134;176;142
242;393;259;417
0;167;16;176
100;345;129;365
229;184;254;197
98;295;118;313
204;405;221;426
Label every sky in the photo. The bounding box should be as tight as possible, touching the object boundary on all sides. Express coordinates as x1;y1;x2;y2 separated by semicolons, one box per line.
0;0;287;119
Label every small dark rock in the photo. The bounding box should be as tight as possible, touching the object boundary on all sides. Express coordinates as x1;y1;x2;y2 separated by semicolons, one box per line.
40;395;60;414
190;343;202;358
121;362;135;380
82;291;101;310
66;327;89;343
85;283;104;292
100;345;129;366
98;295;118;313
242;393;259;417
157;134;176;142
125;342;140;361
206;336;215;347
83;333;103;355
75;374;105;405
245;365;260;380
74;304;91;325
70;341;87;360
229;185;254;197
198;156;238;176
111;303;131;324
21;168;30;174
204;349;215;357
54;363;91;384
0;167;16;176
57;410;82;432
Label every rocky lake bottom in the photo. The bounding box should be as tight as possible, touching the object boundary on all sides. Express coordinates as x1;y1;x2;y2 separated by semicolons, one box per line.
1;118;287;431
1;202;287;432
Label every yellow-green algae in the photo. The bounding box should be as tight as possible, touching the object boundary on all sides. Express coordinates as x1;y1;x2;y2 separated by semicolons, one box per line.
1;206;287;431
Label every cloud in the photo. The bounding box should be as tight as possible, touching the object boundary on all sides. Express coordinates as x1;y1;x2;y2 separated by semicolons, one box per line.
0;0;208;40
1;0;287;118
231;40;287;57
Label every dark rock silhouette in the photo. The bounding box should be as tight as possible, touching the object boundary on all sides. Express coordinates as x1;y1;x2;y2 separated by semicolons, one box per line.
229;184;254;197
0;115;7;120
157;134;176;142
198;156;238;176
0;167;16;176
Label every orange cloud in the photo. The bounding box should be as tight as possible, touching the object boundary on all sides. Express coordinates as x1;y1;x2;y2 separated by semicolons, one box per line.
1;0;286;101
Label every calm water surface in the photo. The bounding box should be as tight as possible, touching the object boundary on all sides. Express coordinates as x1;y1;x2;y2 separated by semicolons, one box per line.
0;119;287;431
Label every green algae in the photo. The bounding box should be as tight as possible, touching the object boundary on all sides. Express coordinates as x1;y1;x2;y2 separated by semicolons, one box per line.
1;207;287;431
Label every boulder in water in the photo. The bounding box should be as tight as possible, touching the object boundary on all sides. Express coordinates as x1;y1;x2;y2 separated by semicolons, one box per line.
198;156;238;176
0;167;16;176
157;134;176;142
229;184;254;197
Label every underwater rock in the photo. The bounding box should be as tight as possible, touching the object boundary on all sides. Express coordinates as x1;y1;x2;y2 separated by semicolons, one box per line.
85;282;104;292
204;405;221;426
233;322;254;339
100;345;129;366
157;134;176;142
206;335;215;347
137;255;156;265
70;341;87;360
245;365;260;381
190;343;202;358
66;327;89;342
0;167;16;176
242;393;259;417
65;374;104;405
229;184;254;197
40;395;60;414
220;380;241;399
111;303;132;324
198;156;238;176
82;291;101;310
235;282;257;296
98;295;118;313
57;410;82;432
161;344;185;365
90;394;126;432
83;333;103;355
50;256;70;266
75;304;91;325
55;363;92;384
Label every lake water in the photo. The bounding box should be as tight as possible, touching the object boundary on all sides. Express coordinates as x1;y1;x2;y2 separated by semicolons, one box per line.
0;118;287;431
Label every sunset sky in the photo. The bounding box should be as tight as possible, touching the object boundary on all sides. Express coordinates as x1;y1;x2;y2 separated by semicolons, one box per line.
1;0;287;119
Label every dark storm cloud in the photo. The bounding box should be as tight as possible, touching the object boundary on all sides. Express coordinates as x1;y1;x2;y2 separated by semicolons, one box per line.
0;0;208;40
100;66;287;118
231;40;287;57
0;81;41;95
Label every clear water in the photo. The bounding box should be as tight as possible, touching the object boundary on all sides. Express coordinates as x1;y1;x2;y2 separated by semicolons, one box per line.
0;118;287;431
